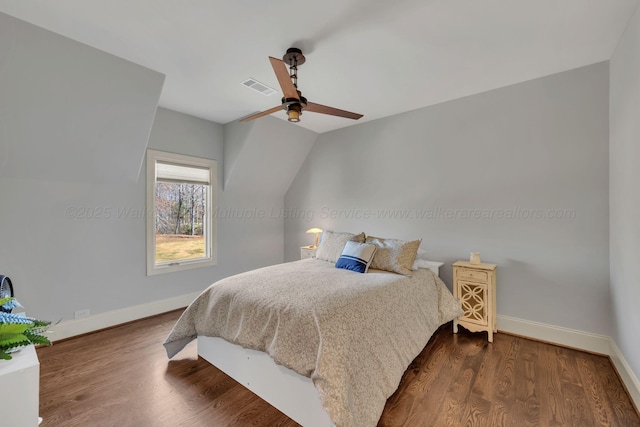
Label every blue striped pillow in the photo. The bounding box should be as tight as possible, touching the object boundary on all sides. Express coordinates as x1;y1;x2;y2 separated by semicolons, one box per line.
335;241;378;273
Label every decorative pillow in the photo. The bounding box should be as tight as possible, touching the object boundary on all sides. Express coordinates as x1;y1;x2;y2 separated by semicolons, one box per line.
335;241;378;273
315;230;366;263
365;236;421;276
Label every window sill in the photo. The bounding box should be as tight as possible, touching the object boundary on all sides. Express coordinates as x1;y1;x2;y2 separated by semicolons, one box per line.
146;257;216;276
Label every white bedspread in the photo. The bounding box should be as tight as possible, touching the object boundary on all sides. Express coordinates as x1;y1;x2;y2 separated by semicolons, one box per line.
164;258;463;427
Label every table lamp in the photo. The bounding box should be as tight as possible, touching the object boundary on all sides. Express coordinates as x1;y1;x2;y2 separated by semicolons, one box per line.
306;228;323;248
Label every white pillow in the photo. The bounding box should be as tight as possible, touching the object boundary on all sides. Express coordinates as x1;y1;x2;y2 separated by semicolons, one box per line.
412;259;443;274
415;249;428;259
315;230;366;263
335;241;378;273
411;249;428;270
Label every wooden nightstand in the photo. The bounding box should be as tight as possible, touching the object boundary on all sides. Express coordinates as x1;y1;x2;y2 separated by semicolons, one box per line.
452;260;497;342
300;246;316;260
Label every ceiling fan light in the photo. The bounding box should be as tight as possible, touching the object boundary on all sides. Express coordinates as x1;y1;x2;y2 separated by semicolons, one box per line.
288;110;300;122
287;105;301;122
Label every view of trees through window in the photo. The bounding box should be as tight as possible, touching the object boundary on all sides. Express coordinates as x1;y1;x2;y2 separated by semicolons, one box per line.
155;182;207;263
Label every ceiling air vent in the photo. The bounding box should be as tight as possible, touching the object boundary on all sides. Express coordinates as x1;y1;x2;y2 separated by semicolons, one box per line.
241;78;276;96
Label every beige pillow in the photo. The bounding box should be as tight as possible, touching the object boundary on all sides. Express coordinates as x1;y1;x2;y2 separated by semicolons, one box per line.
365;236;421;276
315;230;366;263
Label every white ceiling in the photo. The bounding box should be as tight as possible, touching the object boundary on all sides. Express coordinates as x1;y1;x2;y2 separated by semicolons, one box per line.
0;0;637;133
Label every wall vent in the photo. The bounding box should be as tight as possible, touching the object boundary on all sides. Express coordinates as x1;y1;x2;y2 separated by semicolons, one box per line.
241;78;276;96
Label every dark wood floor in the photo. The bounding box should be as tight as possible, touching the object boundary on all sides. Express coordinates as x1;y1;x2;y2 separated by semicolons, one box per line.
37;309;640;427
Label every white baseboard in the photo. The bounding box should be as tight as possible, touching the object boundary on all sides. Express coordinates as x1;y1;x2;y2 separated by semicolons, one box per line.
609;338;640;411
48;291;200;342
497;314;611;354
498;314;640;411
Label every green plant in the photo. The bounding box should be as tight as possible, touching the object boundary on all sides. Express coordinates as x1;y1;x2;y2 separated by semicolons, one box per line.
0;297;51;360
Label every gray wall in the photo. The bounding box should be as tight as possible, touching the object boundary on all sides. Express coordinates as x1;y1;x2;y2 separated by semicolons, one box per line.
610;5;640;378
285;62;611;335
150;108;286;278
0;14;284;322
224;116;317;197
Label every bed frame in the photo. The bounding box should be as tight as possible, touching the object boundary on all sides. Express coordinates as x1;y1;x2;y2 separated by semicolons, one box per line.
197;261;443;426
198;336;333;426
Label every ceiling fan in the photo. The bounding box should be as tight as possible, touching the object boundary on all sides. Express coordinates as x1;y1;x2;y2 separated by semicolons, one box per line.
240;48;363;123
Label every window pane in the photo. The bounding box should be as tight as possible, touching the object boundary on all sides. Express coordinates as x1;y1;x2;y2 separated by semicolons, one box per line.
154;181;207;264
146;149;216;276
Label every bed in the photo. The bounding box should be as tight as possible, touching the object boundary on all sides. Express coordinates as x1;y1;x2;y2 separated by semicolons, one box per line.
164;253;463;427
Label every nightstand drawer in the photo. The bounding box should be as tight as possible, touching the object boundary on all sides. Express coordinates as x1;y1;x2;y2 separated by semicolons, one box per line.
457;268;488;283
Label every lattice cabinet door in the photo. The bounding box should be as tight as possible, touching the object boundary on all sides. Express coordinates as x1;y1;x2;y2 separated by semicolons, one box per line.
457;280;488;326
452;261;497;342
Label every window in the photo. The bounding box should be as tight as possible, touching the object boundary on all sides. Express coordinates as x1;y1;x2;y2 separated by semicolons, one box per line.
146;149;217;275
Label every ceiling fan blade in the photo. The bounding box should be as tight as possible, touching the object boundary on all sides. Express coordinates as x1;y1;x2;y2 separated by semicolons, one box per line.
239;105;283;122
306;102;363;120
269;56;299;100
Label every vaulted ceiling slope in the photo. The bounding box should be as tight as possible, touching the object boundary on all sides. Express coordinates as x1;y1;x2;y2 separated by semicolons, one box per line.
224;117;317;197
0;1;637;133
0;11;164;184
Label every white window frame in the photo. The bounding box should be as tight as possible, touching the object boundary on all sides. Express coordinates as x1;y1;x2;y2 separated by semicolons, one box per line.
146;149;217;276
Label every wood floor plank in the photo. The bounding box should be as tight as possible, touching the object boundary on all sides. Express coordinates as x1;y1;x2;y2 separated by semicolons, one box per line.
538;343;568;426
36;310;640;427
430;334;486;426
576;353;620;427
593;356;640;427
512;340;540;427
470;338;507;427
491;332;521;427
379;330;455;426
554;345;599;427
411;332;471;426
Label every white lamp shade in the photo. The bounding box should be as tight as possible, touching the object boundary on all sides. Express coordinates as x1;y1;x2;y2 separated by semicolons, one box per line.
305;228;323;247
